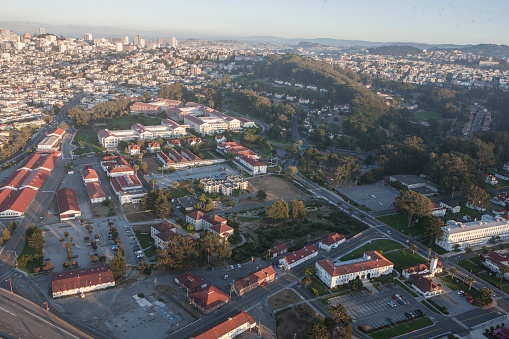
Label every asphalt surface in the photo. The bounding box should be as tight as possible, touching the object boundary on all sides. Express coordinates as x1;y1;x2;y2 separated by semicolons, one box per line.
0;288;92;339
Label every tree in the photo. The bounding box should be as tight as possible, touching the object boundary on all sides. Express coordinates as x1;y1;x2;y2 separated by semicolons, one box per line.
290;198;307;218
409;244;418;254
327;304;353;339
477;288;493;307
256;189;267;201
308;323;330;339
288;143;299;157
173;181;179;189
348;276;363;292
393;190;431;227
26;225;45;249
156;235;198;270
303;266;317;276
482;245;489;254
418;216;444;246
266;199;289;221
155;201;172;219
110;256;126;280
286;166;298;176
467;276;474;290
42;262;54;271
499;264;509;283
138;260;151;275
465;246;473;254
2;228;10;241
60;122;68;130
465;185;491;209
149;179;157;188
450;267;457;280
302;276;312;287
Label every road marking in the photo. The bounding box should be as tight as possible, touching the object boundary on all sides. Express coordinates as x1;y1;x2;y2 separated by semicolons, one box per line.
0;306;16;316
23;309;81;339
407;327;443;338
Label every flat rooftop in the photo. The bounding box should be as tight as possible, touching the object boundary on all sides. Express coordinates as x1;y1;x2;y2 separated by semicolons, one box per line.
444;216;509;234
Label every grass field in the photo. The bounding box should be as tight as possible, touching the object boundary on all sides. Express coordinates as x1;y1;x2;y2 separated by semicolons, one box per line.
458;258;483;274
170;188;193;199
340;239;401;261
439;275;479;298
136;233;154;250
480;272;502;287
376;214;423;236
306;276;330;296
415;110;443;121
370;317;433;339
73;129;106;153
201;151;217;160
383;250;427;271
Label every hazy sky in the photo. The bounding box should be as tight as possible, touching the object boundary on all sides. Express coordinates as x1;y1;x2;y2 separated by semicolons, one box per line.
3;0;508;44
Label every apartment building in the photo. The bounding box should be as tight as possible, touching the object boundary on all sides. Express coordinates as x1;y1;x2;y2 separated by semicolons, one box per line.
279;245;318;270
200;175;248;196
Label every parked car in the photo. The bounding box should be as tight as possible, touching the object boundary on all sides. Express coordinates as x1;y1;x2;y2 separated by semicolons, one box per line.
458;290;464;295
223;275;228;280
237;264;241;268
387;318;394;324
260;281;267;287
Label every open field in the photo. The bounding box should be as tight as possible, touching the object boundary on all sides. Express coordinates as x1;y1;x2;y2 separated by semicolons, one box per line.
376;214;423;237
276;304;317;339
340;239;401;261
337;183;399;212
414;110;443;121
240;175;305;206
268;289;302;309
383;250;427;271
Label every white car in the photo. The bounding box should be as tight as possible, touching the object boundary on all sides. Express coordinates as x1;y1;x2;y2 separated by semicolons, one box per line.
237;264;241;268
458;291;464;295
332;244;339;249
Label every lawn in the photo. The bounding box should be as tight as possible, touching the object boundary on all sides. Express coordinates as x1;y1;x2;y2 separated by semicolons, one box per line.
439;275;479;297
201;151;217;160
144;245;157;258
370;317;433;339
376;214;423;237
383;250;427;271
170;188;193;199
306;276;330;296
73;129;106;154
243;143;272;157
458;259;483;274
340;239;401;261
414;110;443;121
17;244;43;274
480;273;502;287
108;114;161;130
136;233;154;250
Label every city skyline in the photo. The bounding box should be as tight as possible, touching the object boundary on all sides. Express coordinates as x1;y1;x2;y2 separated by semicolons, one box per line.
2;0;509;45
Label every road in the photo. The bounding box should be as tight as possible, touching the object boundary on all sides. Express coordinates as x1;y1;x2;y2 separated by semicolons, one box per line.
0;288;92;339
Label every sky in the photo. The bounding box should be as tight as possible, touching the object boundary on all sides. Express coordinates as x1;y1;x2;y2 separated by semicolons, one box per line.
2;0;509;44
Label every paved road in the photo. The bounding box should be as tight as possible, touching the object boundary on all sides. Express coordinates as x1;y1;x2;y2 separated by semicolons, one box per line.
0;288;92;339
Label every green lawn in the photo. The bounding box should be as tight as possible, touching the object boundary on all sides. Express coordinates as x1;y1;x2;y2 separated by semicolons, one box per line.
73;129;106;154
383;250;427;271
439;275;479;297
108;114;161;130
340;240;401;261
136;233;154;250
420;300;441;314
243;143;272;156
306;276;330;296
17;244;43;274
458;259;483;274
170;188;193;199
370;317;433;339
415;110;443;121
376;214;423;237
480;273;502;287
201;151;217;160
144;246;157;258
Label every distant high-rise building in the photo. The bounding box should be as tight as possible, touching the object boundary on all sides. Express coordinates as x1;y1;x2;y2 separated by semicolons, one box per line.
23;32;31;40
157;38;164;46
115;42;123;52
170;36;178;48
134;35;142;46
39;27;45;35
84;33;93;42
123;36;129;45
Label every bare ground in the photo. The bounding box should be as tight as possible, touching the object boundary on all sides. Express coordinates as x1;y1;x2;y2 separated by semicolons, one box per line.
268;289;302;310
276;304;318;339
239;176;305;207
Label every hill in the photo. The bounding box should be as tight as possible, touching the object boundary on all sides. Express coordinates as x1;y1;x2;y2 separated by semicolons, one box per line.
460;44;509;59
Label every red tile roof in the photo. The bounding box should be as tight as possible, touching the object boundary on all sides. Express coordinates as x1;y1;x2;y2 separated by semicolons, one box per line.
486;251;509;266
85;182;106;200
49;128;65;138
81;166;99;181
0;187;37;213
317;251;393;277
320;233;345;246
152;221;176;233
271;243;288;255
176;272;207;292
192;311;255;339
187;211;208;221
282;245;318;265
169;149;187;162
240;155;266;167
52;266;114;295
233;266;276;293
157;151;174;164
188;285;230;312
56;188;80;216
412;276;442;293
204;215;226;225
209;223;234;236
1;169;31;190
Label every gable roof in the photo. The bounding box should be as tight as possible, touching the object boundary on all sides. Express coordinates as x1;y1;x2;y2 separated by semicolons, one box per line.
56;188;80;215
233;266;276;292
209;223;234;236
320;233;345;246
191;311;255;339
412;276;442;293
188;285;229;311
317;251;393;277
52;266;114;294
176;272;206;291
282;245;317;265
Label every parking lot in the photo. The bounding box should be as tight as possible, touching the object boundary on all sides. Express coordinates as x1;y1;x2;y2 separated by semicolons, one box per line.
329;285;425;329
42;216;140;273
337;182;400;212
146;163;239;189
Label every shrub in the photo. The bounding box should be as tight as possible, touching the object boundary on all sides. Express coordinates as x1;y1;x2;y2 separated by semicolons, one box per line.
59;237;65;242
138;293;144;298
42;262;54;271
34;267;40;273
84;236;89;241
95;234;99;239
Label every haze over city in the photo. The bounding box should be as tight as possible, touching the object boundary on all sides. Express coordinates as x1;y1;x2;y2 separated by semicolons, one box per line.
3;0;509;44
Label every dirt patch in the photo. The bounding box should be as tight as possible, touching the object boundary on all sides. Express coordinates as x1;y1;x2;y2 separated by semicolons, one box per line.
323;113;346;134
276;304;317;339
144;157;162;175
269;289;302;310
89;202;118;218
240;176;304;207
123;203;158;223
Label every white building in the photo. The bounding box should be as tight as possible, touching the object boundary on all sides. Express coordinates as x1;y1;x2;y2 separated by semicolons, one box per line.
318;233;345;251
435;215;509;251
235;156;267;175
315;251;393;289
51;267;115;298
279;245;318;270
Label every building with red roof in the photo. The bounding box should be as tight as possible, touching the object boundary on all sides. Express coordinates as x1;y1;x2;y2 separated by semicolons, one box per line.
0;188;37;217
188;285;230;314
85;182;106;204
110;174;146;204
209;223;234;238
236;156;267;175
128;144;140;156
410;276;443;298
100;155;134;177
51;266;115;298
190;310;256;339
175;272;207;293
147;142;160;153
48;128;65;140
279;245;318;270
402;257;443;279
181;148;201;161
150;221;178;249
232;266;276;296
270;243;288;258
318;233;346;251
156;151;175;169
168;149;187;163
130;102;162;115
56;188;81;221
186;211;208;229
431;202;446;218
81;166;99;183
316;251;393;289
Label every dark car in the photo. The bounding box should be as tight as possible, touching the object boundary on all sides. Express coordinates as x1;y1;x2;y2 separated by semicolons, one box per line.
387;318;394;324
415;309;424;316
404;312;412;319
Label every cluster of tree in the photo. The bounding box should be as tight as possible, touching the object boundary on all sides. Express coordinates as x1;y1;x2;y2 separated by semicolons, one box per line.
156;232;231;270
308;304;353;339
25;225;45;249
158;83;196;103
266;198;307;221
140;189;172;219
240;130;270;149
69;98;130;128
299;148;360;185
194;193;215;212
419;87;460;119
0;127;37;164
